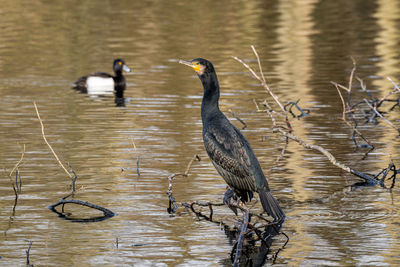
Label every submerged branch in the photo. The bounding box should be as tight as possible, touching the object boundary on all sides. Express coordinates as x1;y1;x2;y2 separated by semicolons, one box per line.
48;199;115;222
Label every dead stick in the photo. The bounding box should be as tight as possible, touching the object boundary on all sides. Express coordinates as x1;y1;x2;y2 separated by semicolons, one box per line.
228;109;247;129
33;102;72;178
233;55;285;113
332;82;374;149
387;77;400;92
274;127;377;184
9;144;25;177
131;137;141;177
184;154;200;176
26;240;33;267
363;99;399;134
233;209;249;266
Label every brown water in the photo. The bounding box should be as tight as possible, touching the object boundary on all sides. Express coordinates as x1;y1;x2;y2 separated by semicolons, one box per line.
1;0;400;266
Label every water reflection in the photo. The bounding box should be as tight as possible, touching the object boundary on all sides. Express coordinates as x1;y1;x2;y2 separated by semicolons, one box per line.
0;0;400;266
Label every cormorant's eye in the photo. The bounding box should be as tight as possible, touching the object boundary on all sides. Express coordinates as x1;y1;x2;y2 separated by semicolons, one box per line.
196;62;200;65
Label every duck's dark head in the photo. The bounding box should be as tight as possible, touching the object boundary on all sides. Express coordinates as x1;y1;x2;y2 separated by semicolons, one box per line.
113;59;131;74
179;58;215;78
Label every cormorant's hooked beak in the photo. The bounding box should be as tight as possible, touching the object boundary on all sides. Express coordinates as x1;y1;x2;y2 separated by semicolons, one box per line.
123;64;131;72
179;59;201;72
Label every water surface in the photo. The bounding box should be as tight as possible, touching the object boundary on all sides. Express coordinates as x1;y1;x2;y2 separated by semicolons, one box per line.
1;0;400;266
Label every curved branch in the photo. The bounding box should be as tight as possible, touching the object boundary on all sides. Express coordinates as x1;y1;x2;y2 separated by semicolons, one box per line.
48;199;115;222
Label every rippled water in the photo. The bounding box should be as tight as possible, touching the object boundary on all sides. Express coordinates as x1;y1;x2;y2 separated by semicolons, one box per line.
1;0;400;266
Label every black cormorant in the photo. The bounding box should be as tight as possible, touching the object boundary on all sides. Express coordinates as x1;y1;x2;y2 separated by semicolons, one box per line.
179;58;285;222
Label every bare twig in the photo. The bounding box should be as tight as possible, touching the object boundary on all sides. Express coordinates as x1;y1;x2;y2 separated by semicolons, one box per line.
33;102;72;179
387;77;400;92
271;231;290;264
67;162;78;194
131;137;140;177
331;81;374;150
7;144;26;213
284;100;310;119
363;99;399;135
183;154;201;176
233;54;285;113
25;240;33;267
228;109;247;129
233;209;249;267
234;46;294;132
167;174;180;214
274;127;378;184
9;144;25;179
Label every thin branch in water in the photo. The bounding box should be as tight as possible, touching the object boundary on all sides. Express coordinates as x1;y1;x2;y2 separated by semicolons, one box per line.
233;47;293;132
67;162;78;194
7;144;25;214
183;154;201;177
347;56;356;105
233;55;285;114
33;102;72;179
251;45;267;84
9;144;25;178
167;174;179;214
387;77;400;92
356;76;374;101
131;137;140;177
228;109;247;129
331;81;375;153
233;209;249;267
25;240;33;267
274;127;379;185
271;231;290;264
48;199;115;222
284;100;310;119
363;99;400;135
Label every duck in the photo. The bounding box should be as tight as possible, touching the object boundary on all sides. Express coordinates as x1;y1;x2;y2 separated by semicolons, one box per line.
73;58;131;95
179;58;285;222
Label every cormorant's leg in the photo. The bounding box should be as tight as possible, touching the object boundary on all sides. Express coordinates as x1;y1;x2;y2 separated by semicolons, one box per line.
223;188;238;215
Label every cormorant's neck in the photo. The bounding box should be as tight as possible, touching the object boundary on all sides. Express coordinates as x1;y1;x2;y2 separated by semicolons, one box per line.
200;71;221;122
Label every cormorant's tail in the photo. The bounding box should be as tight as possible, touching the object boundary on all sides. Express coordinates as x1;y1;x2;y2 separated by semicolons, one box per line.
258;189;285;222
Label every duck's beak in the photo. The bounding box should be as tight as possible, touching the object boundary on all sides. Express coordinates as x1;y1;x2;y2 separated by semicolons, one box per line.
123;64;131;72
179;60;200;72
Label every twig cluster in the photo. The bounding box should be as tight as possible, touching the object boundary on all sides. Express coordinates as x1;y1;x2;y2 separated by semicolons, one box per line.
331;59;400;156
234;46;399;189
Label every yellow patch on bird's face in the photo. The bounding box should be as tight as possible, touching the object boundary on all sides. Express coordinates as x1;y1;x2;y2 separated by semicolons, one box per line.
192;61;201;72
118;61;122;65
192;61;206;75
179;59;205;75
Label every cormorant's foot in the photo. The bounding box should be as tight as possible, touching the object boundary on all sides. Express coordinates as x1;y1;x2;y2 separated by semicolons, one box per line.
223;188;238;216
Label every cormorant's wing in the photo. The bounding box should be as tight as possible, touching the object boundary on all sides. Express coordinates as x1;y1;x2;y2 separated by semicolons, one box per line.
204;122;256;193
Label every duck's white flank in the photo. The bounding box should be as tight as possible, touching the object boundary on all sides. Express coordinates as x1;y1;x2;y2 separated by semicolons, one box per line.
86;77;114;95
